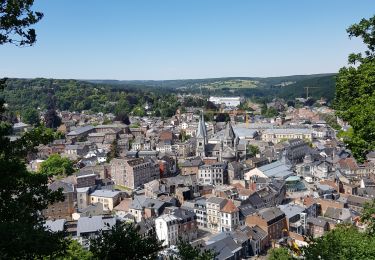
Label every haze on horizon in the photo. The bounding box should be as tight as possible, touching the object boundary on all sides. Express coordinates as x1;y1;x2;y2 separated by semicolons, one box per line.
0;0;373;80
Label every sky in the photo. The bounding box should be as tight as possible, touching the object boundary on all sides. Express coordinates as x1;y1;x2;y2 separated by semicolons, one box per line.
0;0;373;80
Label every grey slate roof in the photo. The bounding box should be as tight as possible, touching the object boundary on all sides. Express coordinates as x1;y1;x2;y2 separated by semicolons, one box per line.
307;216;328;227
90;189;120;198
49;180;74;193
324;207;351;221
67;125;94;136
278;204;305;219
207;197;227;207
196;113;207;139
223;122;236;139
258;207;285;221
77;216;116;235
257;160;293;179
44;219;66;232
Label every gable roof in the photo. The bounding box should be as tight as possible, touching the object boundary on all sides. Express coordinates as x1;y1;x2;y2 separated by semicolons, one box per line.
221;200;239;213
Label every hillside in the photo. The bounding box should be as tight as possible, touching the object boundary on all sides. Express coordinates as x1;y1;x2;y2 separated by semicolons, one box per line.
87;73;336;101
1;74;336;120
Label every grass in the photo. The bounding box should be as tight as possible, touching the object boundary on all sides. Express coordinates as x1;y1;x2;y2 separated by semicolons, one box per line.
114;184;132;191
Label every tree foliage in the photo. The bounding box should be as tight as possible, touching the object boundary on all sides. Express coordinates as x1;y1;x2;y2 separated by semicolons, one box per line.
38;154;75;177
334;15;375;161
114;112;130;125
247;144;260;157
175;239;217;260
45;108;62;129
261;104;279;118
0;78;67;258
56;239;93;260
22;107;40;126
302;225;375;260
215;112;230;122
0;0;43;46
268;247;293;260
361;198;375;236
107;139;119;162
90;222;163;260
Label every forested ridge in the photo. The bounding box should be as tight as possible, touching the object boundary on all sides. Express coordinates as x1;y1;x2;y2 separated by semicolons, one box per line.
1;78;180;118
2;73;335;120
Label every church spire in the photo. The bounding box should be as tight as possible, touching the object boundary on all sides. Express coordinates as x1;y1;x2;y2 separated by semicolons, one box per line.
196;111;207;142
196;110;207;157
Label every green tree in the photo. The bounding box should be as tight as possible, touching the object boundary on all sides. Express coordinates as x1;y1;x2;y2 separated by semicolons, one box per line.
334;15;375;162
56;239;93;260
215;113;230;122
90;222;162;260
0;83;67;259
302;225;375;260
133;106;146;117
45;108;62;129
114;112;130;125
175;239;216;260
22;107;40;125
268;247;293;260
0;0;43;46
361;198;375;236
107;139;119;162
246;144;260;157
39;154;75;177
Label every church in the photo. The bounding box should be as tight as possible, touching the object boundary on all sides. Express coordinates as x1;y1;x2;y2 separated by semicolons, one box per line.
196;113;246;162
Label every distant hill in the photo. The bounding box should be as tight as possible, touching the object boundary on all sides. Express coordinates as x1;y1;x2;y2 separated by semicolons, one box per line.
87;73;336;101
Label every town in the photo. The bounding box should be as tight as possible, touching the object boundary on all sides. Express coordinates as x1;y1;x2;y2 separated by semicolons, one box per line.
1;1;375;259
10;94;373;259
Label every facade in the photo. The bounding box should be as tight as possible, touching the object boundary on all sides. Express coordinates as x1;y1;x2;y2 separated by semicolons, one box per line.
208;96;242;107
245;207;287;246
262;128;313;143
44;181;75;220
89;190;121;211
276;138;310;164
155;208;197;247
110;157;160;189
206;197;227;232
180;157;203;176
76;171;96;188
198;162;228;186
77;187;91;211
220;200;240;232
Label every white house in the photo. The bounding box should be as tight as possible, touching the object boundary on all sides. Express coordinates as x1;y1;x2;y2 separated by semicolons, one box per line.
155;214;179;247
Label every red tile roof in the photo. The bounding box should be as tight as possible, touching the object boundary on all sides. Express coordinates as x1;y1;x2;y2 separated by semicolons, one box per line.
221;200;239;213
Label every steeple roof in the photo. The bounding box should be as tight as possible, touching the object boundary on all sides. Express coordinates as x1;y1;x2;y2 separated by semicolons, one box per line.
196;112;207;139
224;121;235;140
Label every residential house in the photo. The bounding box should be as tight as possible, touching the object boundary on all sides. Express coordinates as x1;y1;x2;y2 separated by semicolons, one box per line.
306;217;330;238
206;197;227;232
89;189;121;211
245;207;287;246
220;200;240;232
198;162;228;186
180;157;203;176
155;207;197;247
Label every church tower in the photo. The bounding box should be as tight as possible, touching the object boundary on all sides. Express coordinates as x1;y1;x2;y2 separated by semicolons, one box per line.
223;121;235;148
196;112;207;157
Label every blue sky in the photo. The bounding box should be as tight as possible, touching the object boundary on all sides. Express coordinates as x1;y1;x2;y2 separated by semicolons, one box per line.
0;1;373;80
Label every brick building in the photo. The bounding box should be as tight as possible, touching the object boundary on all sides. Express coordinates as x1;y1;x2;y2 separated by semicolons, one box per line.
111;157;160;189
245;207;287;246
44;181;75;220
